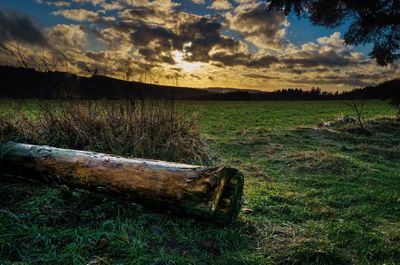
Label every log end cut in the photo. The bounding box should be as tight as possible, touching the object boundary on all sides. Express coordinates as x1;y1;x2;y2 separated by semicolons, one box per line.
212;167;244;224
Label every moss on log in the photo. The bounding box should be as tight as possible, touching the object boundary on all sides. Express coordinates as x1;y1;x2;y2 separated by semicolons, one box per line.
0;141;243;224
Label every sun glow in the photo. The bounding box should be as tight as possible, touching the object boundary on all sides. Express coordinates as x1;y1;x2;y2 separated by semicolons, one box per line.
173;50;204;73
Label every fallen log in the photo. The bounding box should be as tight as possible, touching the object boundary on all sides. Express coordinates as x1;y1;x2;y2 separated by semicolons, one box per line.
0;141;243;224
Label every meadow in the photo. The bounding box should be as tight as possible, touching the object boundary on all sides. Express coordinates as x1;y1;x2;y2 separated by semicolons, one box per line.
1;100;400;264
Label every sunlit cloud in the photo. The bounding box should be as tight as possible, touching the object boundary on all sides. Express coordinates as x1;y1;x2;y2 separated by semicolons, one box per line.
173;50;205;73
208;0;233;10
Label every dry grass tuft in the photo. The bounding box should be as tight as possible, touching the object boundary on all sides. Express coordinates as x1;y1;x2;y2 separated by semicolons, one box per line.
276;150;363;175
0;100;213;165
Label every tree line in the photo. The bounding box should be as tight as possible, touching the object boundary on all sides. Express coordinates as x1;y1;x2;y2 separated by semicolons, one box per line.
0;65;398;101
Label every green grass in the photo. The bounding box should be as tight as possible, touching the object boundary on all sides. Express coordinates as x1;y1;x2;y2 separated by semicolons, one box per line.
1;100;400;265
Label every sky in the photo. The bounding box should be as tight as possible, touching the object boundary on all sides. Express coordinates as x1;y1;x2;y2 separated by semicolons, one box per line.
0;0;398;91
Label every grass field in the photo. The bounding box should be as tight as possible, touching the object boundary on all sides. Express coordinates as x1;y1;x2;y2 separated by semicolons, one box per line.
1;100;400;264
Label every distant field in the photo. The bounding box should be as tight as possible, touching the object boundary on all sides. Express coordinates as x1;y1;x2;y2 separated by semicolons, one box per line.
0;100;395;130
1;100;399;264
188;100;394;132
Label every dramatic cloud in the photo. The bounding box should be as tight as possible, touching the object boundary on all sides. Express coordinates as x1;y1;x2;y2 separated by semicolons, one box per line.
0;10;45;45
115;9;243;66
226;2;289;49
178;17;240;62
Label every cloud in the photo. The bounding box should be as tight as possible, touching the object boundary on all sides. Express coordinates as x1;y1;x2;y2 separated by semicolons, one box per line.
247;54;279;67
281;50;355;67
123;0;180;12
128;21;174;44
285;75;371;87
226;1;289;49
52;9;99;21
210;51;278;67
190;73;202;79
118;9;270;68
280;32;367;68
0;10;46;45
115;9;243;65
317;32;344;47
72;0;105;5
179;17;240;62
46;24;88;52
36;0;71;7
85;51;106;61
192;0;205;4
242;73;274;79
52;8;115;22
119;7;162;24
234;0;258;3
208;0;233;10
101;2;125;10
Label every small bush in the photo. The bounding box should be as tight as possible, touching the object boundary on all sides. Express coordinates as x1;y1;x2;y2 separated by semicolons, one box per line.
0;100;213;165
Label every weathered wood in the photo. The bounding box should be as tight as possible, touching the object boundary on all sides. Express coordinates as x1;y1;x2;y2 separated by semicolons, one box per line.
0;141;243;224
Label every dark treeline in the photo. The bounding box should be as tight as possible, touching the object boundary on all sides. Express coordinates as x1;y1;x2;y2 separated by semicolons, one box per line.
0;66;207;100
197;88;335;100
198;80;400;100
0;65;399;100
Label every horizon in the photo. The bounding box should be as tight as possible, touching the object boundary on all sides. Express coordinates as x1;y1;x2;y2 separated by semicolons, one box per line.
3;64;399;95
0;0;399;92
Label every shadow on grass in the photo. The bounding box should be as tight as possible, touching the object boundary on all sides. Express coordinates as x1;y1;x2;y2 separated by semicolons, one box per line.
0;177;260;265
0;177;359;265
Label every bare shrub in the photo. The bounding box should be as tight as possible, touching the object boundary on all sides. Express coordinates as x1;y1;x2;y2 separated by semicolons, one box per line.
0;100;213;165
345;100;366;130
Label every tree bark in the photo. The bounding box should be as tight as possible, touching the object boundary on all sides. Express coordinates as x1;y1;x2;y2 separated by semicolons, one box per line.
0;141;243;224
